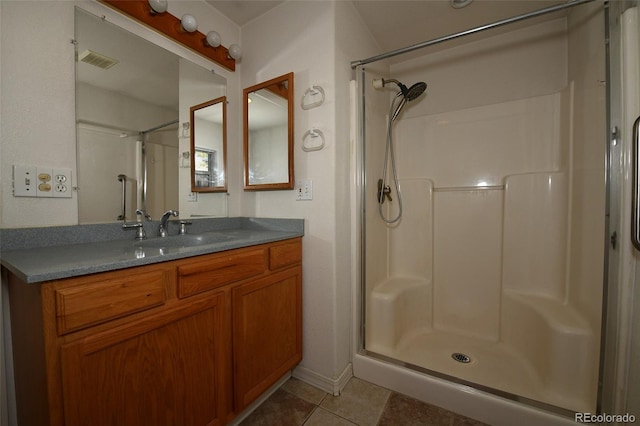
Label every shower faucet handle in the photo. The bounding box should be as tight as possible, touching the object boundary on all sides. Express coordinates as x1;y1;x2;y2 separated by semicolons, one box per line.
377;179;393;203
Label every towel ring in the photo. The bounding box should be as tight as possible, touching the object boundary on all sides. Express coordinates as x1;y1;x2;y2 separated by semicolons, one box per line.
301;86;325;110
302;128;325;152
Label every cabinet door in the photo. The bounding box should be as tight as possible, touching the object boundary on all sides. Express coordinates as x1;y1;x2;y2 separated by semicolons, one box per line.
232;267;302;411
60;294;226;426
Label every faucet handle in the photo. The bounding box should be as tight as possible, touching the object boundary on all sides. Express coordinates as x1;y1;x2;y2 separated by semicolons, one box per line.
136;209;152;221
122;222;147;240
179;220;192;235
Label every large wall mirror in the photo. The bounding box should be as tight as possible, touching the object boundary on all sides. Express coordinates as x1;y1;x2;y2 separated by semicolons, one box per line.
243;72;294;190
75;7;227;223
190;97;226;192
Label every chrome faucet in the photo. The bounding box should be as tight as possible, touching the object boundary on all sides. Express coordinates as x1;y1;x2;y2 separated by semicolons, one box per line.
159;209;179;237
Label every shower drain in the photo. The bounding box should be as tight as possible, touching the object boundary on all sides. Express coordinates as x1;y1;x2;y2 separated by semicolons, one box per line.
451;352;471;364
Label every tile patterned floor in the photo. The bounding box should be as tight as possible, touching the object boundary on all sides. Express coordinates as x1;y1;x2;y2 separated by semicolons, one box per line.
240;377;489;426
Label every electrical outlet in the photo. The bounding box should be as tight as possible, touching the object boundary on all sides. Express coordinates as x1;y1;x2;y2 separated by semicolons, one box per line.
13;165;37;197
13;165;72;198
52;168;72;198
295;179;313;201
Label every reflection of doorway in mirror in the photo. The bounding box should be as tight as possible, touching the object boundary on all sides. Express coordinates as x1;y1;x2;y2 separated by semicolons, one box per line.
145;130;179;219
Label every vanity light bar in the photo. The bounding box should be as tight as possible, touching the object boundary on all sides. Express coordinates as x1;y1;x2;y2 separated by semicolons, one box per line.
100;0;236;71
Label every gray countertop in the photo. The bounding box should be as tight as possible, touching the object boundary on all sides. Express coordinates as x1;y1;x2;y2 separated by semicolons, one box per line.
0;217;304;284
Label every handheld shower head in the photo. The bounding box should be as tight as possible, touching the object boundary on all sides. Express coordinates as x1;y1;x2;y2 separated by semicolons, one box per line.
373;78;427;102
405;82;427;101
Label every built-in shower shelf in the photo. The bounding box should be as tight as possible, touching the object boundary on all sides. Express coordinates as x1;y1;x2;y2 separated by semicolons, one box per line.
504;290;592;335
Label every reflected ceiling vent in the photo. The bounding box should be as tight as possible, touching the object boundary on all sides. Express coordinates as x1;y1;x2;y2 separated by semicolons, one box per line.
78;49;119;69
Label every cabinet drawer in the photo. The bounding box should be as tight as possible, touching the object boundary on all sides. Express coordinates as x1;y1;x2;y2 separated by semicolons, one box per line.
55;269;168;335
178;249;266;298
269;239;302;270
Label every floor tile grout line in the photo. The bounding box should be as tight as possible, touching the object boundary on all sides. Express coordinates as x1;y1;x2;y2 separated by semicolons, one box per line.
299;396;362;426
300;405;320;425
279;381;330;406
374;390;393;425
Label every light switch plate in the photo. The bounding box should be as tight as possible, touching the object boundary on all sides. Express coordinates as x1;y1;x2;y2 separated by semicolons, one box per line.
295;179;313;201
36;167;53;198
13;165;37;197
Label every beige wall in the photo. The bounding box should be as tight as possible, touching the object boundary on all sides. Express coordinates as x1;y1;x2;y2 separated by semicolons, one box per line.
239;0;380;391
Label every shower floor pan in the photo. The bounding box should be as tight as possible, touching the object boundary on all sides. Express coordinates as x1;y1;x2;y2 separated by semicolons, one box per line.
366;329;590;413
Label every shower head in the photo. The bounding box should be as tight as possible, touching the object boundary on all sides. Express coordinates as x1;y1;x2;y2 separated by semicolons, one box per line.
373;78;427;101
405;82;427;101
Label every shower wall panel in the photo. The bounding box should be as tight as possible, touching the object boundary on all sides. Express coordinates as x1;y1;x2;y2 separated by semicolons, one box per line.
502;172;569;299
395;94;563;186
433;189;503;341
388;179;433;279
382;93;566;343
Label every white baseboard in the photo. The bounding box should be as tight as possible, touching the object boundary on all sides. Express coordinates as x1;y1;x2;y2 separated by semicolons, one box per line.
293;363;353;396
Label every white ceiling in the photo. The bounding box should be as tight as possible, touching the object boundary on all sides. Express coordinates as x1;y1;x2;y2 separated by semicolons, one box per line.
205;0;286;26
205;0;571;63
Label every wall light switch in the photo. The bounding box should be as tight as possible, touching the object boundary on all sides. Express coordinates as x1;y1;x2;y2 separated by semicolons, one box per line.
36;167;53;198
13;165;37;197
295;179;313;201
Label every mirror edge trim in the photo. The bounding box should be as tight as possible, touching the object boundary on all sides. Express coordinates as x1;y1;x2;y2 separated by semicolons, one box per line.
190;96;228;193
243;72;295;191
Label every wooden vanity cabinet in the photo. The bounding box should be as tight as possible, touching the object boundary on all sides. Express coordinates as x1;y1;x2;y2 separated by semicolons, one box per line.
7;237;302;426
232;268;302;411
59;293;226;426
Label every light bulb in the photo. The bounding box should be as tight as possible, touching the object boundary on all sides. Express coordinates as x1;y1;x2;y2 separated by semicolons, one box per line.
181;14;198;32
228;44;241;60
148;0;168;13
206;31;221;48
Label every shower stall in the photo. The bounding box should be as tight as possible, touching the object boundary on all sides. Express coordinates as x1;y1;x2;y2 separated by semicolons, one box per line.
353;0;610;420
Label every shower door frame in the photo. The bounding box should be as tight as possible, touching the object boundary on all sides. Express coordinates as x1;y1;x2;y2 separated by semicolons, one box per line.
600;0;640;417
353;0;618;418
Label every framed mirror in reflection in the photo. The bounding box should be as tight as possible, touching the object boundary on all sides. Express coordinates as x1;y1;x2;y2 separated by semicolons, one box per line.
243;72;294;190
75;7;227;224
190;97;227;192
